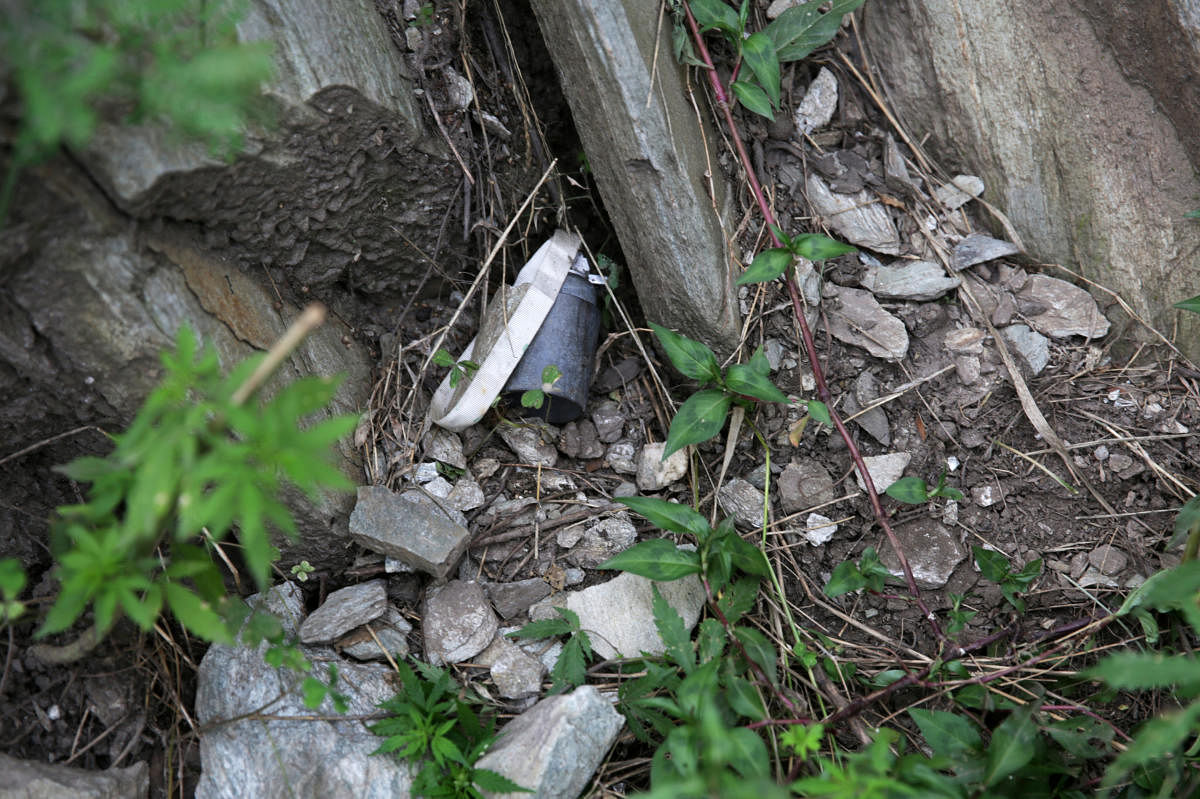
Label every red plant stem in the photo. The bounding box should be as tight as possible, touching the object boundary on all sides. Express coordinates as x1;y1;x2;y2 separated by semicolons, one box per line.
681;2;941;639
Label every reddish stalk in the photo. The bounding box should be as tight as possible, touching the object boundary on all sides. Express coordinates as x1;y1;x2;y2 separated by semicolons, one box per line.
680;2;941;638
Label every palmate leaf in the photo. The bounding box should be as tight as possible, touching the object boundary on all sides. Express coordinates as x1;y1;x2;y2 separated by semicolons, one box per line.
765;0;866;62
663;389;731;457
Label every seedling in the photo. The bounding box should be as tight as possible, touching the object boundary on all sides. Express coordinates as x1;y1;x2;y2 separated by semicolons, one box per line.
0;558;27;624
290;560;315;582
433;348;480;389
884;471;965;505
824;547;891;597
519;364;562;410
973;546;1042;612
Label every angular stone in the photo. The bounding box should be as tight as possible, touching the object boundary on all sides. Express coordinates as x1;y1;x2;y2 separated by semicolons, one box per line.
972;484;1001;508
636;442;689;491
558;419;605;459
499;424;559;467
1015;274;1110;339
299;580;387;644
487;638;546;699
447;479;486;512
825;284;909;360
423;428;466;469
348;486;469;580
566;570;705;660
807;174;901;255
337;607;412;661
845;395;891;447
1088;545;1129;576
795;67;839;134
933;175;984;210
854;452;912;493
718;478;766;529
943;327;986;355
475;686;623;799
951;233;1021;271
591;401;626;443
488;578;553;620
878;519;964;589
422;580;499;665
0;752;148;799
563;514;638;568
779;460;836;514
954;355;981;384
803;513;838;546
605;441;638;474
861;260;960;301
1000;324;1050;375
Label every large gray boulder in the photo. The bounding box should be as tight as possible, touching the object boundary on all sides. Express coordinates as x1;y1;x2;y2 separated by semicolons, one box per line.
0;753;147;799
859;0;1200;359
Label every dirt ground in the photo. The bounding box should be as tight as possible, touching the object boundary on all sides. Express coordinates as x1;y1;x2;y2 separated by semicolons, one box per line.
2;1;1199;796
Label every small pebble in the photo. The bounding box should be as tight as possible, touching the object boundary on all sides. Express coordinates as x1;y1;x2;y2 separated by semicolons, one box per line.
1093;445;1109;461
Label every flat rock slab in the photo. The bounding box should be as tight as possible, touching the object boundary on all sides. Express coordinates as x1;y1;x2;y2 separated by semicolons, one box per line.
299;579;387;644
475;685;623;799
951;233;1021;271
498;425;559;467
1000;324;1050;375
807;174;901;254
487;578;553;620
718;478;766;529
855;452;912;493
0;752;148;799
566;570;705;660
337;607;412;662
825;285;909;360
422;580;499;665
779;460;836;514
878;519;964;589
861;260;960;301
1016;274;1110;339
349;485;469;580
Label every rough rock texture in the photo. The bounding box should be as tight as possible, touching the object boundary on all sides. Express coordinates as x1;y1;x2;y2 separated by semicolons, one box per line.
475;686;624;799
824;285;909;361
860;0;1200;360
0;752;148;799
529;0;740;354
196;584;412;798
348;486;470;579
779;460;836;514
422;580;499;665
878;519;965;589
566;571;706;660
299;580;388;644
337;607;412;661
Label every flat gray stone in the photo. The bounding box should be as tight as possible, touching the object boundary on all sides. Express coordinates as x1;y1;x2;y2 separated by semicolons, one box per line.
718;478;766;529
558;419;605;459
299;580;387;644
447;479;486;512
854;452;912;493
423;428;467;469
475;686;623;799
825;285;909;360
499;425;559;467
591;401;625;443
422;580;499;665
348;486;469;580
636;442;689;491
803;513;838;546
1015;274;1110;339
943;327;986;355
807;174;901;255
337;607;412;661
951;233;1021;271
933;175;984;210
779;460;836;514
487;578;553;620
795;67;839;134
605;441;638;474
861;260;960;301
879;519;964;589
485;637;546;699
561;514;638;568
566;570;705;660
1089;545;1128;575
0;752;148;799
1000;324;1050;375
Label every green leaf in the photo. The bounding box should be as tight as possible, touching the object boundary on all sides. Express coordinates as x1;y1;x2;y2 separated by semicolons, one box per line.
731;79;774;120
551;634;588;692
649;323;721;384
302;676;328;709
724;363;789;404
696;618;726;663
1104;703;1200;788
824;559;865;597
983;704;1038;787
509;615;572;640
727;726;770;778
791;233;857;261
972;545;1011;584
616;496;710;538
688;0;740;34
540;364;562;385
716;577;759;625
1186;209;1200;219
1174;294;1200;316
733;627;778;687
909;709;982;758
163;582;231;643
1169;494;1200;549
1116;560;1200;616
473;769;533;794
1045;716;1114;760
520;389;545;409
806;399;832;426
738;248;793;285
740;32;780;110
1087;652;1200;691
885;476;929;505
725;675;766;721
766;0;866;62
652;586;694;673
433;348;455;367
0;558;27;599
598;539;702;581
663;389;732;457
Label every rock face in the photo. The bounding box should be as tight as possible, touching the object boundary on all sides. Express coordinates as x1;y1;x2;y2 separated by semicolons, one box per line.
0;752;148;799
529;0;740;354
349;486;470;580
566;571;706;660
860;0;1200;360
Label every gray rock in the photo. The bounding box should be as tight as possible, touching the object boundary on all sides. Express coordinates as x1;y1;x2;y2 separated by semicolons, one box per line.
854;452;912;493
566;571;705;660
423;428;467;469
971;484;1001;508
878;519;964;589
1001;324;1050;375
1108;452;1134;472
591;401;626;443
1088;545;1129;575
349;486;470;580
951;234;1022;271
933;175;984;210
1015;274;1110;339
825;284;910;360
943;327;986;355
605;441;638;474
845;393;891;447
558;419;605;459
636;442;689;491
422;580;499;665
718;478;766;529
447;479;486;512
861;260;960;301
779;460;836;514
337;607;412;661
795;67;839;134
954;355;982;384
299;580;387;644
196;584;412;799
499;425;559;467
484;637;546;699
0;752;148;799
488;578;553;620
807;174;901;255
563;568;586;586
803;513;838;546
475;686;623;799
612;481;638;498
562;514;638;568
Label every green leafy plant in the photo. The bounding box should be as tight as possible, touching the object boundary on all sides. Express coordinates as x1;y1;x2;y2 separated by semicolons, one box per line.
370;660;530;798
737;225;857;286
290;560;315;582
824;547;891;597
519;364;562;410
884;471;965;505
1171;495;1200;562
0;558;27;625
433;348;480;389
972;546;1042;612
509;606;593;694
41;321;356;646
